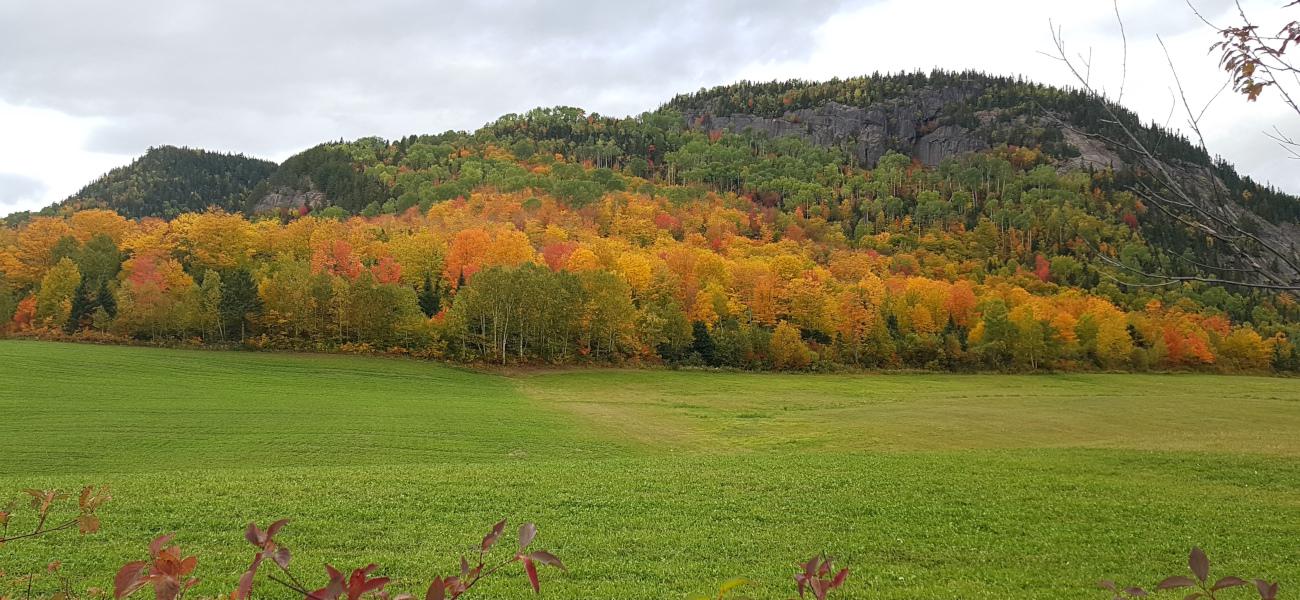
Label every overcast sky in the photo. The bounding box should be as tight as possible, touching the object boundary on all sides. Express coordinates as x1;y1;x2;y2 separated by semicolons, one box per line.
2;0;1297;214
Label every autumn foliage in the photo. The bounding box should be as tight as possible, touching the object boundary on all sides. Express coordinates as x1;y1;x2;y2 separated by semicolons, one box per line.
0;150;1294;374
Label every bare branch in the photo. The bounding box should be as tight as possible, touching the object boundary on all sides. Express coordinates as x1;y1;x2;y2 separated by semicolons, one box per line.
1045;15;1300;290
1114;0;1128;104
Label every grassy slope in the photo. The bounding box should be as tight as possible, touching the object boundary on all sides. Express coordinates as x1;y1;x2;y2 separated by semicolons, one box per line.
1;340;1298;599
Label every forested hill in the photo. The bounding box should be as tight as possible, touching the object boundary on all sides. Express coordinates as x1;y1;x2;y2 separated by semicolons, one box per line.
224;72;1300;285
3;71;1300;372
53;146;277;220
665;72;1300;222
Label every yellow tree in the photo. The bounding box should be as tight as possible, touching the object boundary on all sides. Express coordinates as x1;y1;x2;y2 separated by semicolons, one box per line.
784;272;834;336
69;209;132;244
34;258;81;328
835;274;885;364
1216;327;1272;371
564;247;602;273
769;321;813;370
12;217;72;286
388;230;447;286
615;252;654;299
172;211;255;271
484;228;538;268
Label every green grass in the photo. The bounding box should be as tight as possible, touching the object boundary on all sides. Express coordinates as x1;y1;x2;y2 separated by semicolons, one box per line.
2;340;1299;599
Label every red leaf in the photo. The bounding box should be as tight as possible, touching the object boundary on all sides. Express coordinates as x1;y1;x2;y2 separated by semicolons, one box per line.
527;551;566;572
325;564;344;582
244;523;262;546
272;546;292;569
179;555;197;576
236;569;256;600
523;558;539;594
113;561;147;599
482;519;506;553
266;519;290;539
518;522;537;551
1158;576;1196;590
1189;547;1209;582
78;514;101;534
801;556;818;577
154;577;180;600
831;568;849;588
362;576;390;594
149;534;175;558
425;576;444;600
1212;576;1246;591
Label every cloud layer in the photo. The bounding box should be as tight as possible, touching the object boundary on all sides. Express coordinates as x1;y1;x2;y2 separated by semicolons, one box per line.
1;0;1296;213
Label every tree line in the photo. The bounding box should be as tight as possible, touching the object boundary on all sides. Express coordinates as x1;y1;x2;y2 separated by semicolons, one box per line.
1;145;1294;371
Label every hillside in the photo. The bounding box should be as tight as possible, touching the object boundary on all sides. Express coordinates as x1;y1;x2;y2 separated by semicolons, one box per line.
1;72;1299;372
664;73;1300;282
56;145;277;219
238;72;1299;286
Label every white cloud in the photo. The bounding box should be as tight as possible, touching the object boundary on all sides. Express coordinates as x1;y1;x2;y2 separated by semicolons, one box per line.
0;101;129;209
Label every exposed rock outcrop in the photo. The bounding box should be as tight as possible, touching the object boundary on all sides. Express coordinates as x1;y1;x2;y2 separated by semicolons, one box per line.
684;87;988;167
1059;127;1125;173
251;187;328;214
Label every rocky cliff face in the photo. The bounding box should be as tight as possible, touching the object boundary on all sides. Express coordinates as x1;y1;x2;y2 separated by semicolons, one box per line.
683;86;989;167
683;86;1300;285
250;187;329;214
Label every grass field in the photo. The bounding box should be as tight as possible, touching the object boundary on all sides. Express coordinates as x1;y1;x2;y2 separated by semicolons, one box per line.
2;340;1299;599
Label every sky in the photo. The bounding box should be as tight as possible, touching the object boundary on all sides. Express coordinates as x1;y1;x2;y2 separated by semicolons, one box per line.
1;0;1297;214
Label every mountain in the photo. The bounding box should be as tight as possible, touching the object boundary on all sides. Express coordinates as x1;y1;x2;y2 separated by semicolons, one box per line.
663;72;1300;282
4;71;1300;371
58;146;277;219
232;71;1298;288
10;71;1300;289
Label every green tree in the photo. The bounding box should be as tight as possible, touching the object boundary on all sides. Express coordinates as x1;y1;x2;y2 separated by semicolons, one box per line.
418;273;441;317
199;270;224;341
0;274;17;328
690;321;716;365
219;268;261;341
65;278;94;333
96;280;117;318
75;234;123;287
974;299;1013;368
580;270;635;360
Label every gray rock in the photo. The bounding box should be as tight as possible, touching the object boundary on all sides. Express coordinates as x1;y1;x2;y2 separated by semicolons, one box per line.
251;187;328;214
913;125;987;167
1059;127;1125;172
684;86;987;167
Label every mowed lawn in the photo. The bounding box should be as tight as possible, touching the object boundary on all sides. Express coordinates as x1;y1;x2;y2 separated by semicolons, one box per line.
2;341;1299;599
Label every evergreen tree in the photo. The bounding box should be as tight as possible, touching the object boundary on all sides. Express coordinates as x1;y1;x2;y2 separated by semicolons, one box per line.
65;278;94;333
0;275;17;327
219;268;262;341
691;321;717;366
96;280;117;318
418;273;441;317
